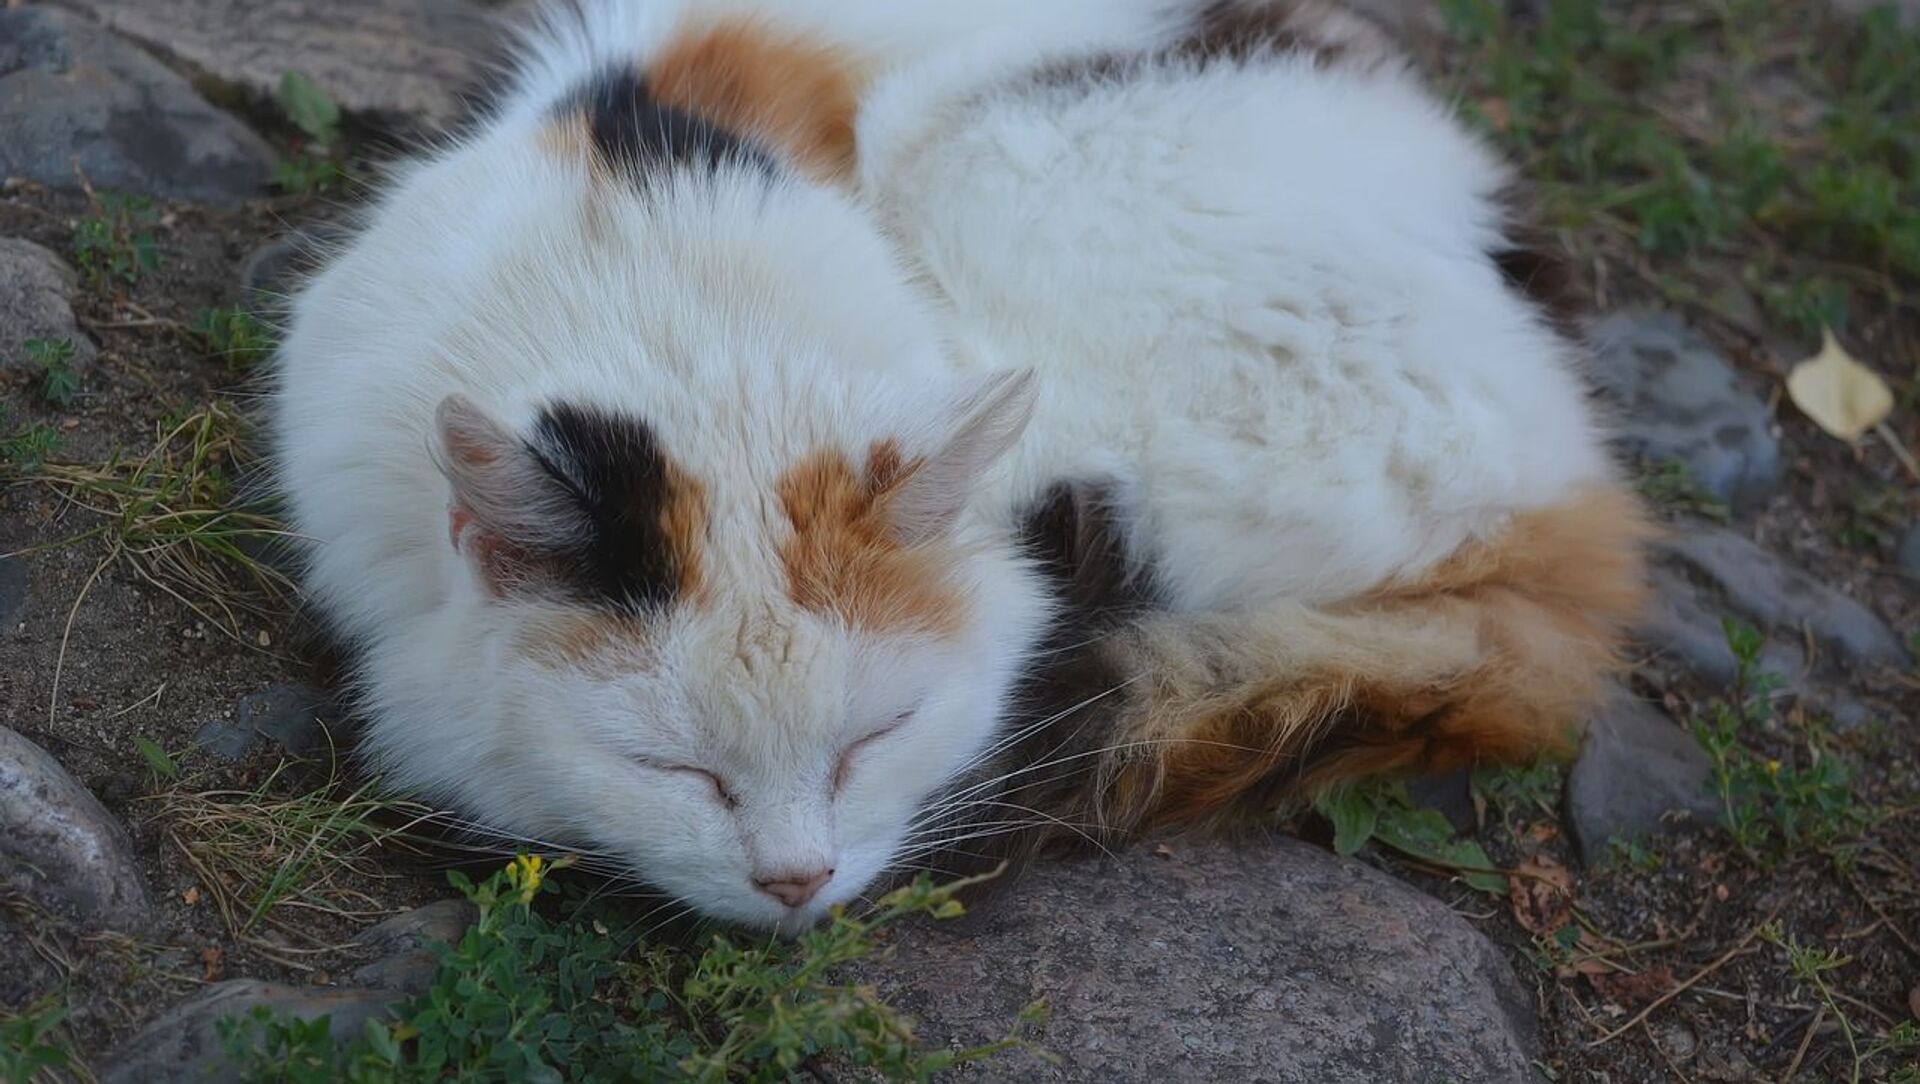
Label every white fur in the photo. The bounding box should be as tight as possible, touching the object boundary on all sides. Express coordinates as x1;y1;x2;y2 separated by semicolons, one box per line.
273;0;1618;928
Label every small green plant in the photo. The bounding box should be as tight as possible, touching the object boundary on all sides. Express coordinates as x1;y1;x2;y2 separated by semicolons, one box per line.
21;338;80;408
1762;924;1920;1083
0;407;61;473
1315;781;1507;892
72;191;161;285
1692;620;1869;859
193;307;276;369
274;71;348;194
132;733;180;782
0;996;77;1084
1472;760;1563;829
1529;922;1584;974
222;858;1040;1082
1606;835;1664;873
1637;459;1730;523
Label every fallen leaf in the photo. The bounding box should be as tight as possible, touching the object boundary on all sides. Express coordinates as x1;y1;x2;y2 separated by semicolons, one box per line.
1152;843;1175;860
200;946;224;983
1785;328;1894;441
181;886;200;906
1557;930;1615;978
1588;965;1676;1009
1526;823;1560;844
1510;853;1574;937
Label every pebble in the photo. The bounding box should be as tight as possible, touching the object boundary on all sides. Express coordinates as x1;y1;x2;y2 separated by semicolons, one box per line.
61;0;506;127
1658;527;1907;667
1565;685;1720;864
850;836;1541;1082
0;723;151;930
350;899;478;995
96;980;397;1084
194;683;339;761
0;238;97;372
0;7;276;203
1585;310;1780;504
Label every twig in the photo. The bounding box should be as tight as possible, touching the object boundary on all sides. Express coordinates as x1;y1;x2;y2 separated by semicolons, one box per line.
1588;906;1782;1049
1645;1018;1694;1084
1780;1006;1824;1084
1843;869;1920;961
1875;421;1920;482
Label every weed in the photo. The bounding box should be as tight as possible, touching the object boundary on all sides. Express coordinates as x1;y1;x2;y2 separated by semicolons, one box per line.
221;860;1040;1082
132;733;180;782
1692;620;1870;860
274;72;348;194
193;307;276;370
72;192;161;286
0;996;80;1084
14;403;295;639
1636;459;1730;523
1472;760;1563;829
1606;835;1664;873
1762;924;1920;1083
1529;923;1584;974
0;409;61;472
18;338;81;408
1314;781;1507;893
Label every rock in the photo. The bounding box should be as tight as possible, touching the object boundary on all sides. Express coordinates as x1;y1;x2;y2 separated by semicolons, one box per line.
196;684;338;761
0;553;25;628
63;0;506;126
0;724;150;930
240;224;347;301
1586;310;1780;503
0;238;97;372
350;898;477;995
852;837;1540;1082
97;980;397;1084
1658;527;1907;666
1643;562;1808;688
1565;687;1719;863
0;7;276;203
1899;522;1920;573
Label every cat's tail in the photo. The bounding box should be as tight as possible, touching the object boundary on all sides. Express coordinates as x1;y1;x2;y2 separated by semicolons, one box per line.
1053;484;1654;839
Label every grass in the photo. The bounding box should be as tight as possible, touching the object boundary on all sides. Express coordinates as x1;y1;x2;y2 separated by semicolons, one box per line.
16;339;81;409
1437;0;1920;338
147;757;438;945
220;859;1041;1083
193;307;276;370
4;402;296;641
1636;458;1730;522
0;996;86;1084
70;191;160;288
0;409;61;472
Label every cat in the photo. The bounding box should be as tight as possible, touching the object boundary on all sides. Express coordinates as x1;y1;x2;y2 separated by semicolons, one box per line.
271;0;1650;930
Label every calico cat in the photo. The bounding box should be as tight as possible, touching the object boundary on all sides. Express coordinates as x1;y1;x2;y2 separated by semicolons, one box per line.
272;0;1650;929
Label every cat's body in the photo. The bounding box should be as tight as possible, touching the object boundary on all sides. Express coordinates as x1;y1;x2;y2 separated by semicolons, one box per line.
273;0;1649;928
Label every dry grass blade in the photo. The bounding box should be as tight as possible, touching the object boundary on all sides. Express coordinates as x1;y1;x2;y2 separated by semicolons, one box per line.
6;403;301;646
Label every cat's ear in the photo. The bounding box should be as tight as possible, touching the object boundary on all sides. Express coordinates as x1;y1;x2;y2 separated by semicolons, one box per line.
888;369;1036;545
435;394;584;596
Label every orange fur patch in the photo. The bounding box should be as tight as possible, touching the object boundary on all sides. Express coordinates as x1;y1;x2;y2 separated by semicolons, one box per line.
1113;485;1655;832
774;441;962;636
647;17;864;183
662;460;710;604
519;612;654;675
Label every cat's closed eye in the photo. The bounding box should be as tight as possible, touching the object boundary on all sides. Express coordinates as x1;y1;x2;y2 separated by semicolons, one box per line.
833;707;917;794
636;759;737;809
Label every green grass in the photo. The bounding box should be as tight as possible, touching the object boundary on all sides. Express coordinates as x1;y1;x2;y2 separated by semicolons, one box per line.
0;408;61;472
0;996;82;1084
1636;458;1730;523
71;191;161;287
221;859;1040;1083
1438;0;1920;337
1691;619;1872;860
193;307;276;370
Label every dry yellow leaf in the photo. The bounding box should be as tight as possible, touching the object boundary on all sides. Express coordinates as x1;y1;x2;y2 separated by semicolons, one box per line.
1785;328;1894;442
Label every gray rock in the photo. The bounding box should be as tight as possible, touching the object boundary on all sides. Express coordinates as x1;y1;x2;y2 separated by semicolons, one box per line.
1565;687;1719;863
1643;562;1809;688
0;553;24;628
1658;528;1907;666
1898;522;1920;573
240;224;347;301
63;0;505;126
0;723;150;930
97;980;397;1084
196;683;338;761
1586;310;1780;503
852;837;1540;1082
0;7;276;202
351;898;478;995
0;238;96;372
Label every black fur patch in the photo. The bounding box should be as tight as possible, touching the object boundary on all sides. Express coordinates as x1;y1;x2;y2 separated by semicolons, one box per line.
927;481;1162;883
569;65;775;178
1491;184;1583;337
525;403;685;614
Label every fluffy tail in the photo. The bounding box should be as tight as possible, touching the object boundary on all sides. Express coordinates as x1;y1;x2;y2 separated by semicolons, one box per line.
980;485;1653;856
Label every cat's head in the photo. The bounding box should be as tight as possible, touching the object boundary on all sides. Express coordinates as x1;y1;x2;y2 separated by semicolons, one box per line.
433;370;1047;930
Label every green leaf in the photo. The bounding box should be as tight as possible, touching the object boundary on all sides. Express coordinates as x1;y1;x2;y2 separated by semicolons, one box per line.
278;71;340;144
132;734;178;779
1315;788;1380;856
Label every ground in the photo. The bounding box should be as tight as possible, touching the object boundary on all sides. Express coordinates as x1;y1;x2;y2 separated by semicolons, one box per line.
1;1;1917;1082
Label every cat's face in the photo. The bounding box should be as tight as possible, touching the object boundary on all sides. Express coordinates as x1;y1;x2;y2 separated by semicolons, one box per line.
437;373;1045;929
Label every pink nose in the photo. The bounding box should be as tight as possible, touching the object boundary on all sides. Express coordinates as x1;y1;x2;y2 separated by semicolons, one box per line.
755;868;833;908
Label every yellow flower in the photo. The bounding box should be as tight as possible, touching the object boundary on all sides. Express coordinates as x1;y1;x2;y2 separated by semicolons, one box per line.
510;853;546;903
1766;759;1782;776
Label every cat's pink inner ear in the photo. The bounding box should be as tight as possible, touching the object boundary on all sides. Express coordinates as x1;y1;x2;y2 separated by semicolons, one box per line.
888;369;1036;546
433;393;569;594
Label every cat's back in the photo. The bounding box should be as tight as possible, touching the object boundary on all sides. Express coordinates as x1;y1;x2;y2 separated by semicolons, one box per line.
857;4;1614;609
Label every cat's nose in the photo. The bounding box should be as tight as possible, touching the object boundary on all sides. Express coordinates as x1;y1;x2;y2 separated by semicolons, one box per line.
754;868;834;908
